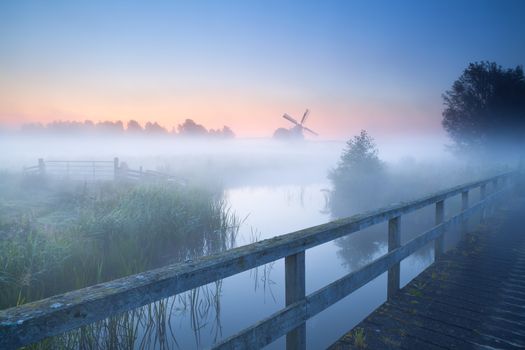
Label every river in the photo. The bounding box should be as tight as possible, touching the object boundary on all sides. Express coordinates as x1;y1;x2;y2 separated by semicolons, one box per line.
149;182;435;349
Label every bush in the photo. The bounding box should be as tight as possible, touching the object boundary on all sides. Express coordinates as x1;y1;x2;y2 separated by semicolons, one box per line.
328;130;386;216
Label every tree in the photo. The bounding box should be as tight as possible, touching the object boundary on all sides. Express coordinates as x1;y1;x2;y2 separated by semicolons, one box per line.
127;120;143;133
442;62;525;154
328;130;385;215
221;126;235;138
329;130;383;179
96;121;124;133
144;121;168;134
177;119;208;137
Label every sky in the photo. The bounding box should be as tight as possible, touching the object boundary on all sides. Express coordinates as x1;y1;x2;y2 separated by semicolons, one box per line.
1;0;525;139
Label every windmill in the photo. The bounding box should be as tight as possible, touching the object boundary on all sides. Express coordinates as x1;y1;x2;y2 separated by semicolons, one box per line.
273;109;319;139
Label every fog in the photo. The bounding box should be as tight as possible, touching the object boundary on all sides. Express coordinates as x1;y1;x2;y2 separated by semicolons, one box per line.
0;132;516;193
0;133;521;349
1;132;463;180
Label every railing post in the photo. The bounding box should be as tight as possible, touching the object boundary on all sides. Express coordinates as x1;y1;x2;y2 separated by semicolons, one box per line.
461;191;469;234
490;179;498;214
387;216;401;300
285;252;306;350
434;200;445;260
38;158;45;175
480;184;487;222
113;157;119;181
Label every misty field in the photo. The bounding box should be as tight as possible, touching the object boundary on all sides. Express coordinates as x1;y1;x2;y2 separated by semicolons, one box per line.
0;137;518;349
0;173;239;310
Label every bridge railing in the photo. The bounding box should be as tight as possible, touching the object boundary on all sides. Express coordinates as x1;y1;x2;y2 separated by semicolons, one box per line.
0;171;517;349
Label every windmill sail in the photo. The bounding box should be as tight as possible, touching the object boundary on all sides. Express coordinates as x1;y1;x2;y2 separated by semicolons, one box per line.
282;113;300;125
303;126;318;136
275;109;319;139
300;109;310;124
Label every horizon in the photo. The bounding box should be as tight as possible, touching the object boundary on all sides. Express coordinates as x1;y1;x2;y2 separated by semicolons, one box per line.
2;1;525;140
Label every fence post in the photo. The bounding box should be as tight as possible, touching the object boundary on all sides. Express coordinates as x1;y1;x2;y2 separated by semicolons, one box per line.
38;158;45;175
434;200;445;260
285;252;306;350
113;157;119;181
387;216;401;300
480;184;487;222
461;191;469;234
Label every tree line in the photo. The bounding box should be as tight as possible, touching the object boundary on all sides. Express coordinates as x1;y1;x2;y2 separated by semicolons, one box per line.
17;119;235;138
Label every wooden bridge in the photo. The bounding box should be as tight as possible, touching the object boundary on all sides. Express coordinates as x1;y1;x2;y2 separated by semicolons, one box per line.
330;194;525;349
0;171;521;349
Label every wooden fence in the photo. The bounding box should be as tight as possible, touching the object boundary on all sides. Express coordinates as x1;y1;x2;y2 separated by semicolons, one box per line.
23;158;184;184
23;158;119;181
0;171;517;349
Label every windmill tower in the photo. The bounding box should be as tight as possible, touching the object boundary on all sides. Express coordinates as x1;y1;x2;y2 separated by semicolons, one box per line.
273;109;319;139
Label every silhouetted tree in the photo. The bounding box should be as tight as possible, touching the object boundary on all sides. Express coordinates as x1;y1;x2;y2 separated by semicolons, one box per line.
221;126;235;138
442;62;525;154
144;121;168;134
17;118;235;138
83;120;95;133
127;120;143;133
328;130;386;215
177;119;208;137
96;121;124;133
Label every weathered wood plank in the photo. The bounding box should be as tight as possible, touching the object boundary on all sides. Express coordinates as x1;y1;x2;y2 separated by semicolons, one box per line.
331;195;525;349
285;252;306;350
434;200;445;260
387;216;401;300
214;301;306;350
215;192;497;349
461;190;469;234
0;172;514;349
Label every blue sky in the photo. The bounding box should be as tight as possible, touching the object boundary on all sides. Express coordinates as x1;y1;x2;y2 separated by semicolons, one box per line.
1;0;524;138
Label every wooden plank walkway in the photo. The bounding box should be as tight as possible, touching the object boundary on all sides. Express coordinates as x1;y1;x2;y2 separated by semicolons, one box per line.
330;196;525;350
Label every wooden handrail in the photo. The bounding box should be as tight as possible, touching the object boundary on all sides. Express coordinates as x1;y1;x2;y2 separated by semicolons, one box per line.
45;160;114;163
0;171;516;349
215;189;503;348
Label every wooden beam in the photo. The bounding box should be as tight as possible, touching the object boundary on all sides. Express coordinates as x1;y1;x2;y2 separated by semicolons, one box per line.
0;172;514;349
434;200;445;260
214;193;498;349
461;191;469;234
113;157;119;180
387;216;401;300
38;158;45;175
480;184;487;222
285;252;306;350
214;301;306;350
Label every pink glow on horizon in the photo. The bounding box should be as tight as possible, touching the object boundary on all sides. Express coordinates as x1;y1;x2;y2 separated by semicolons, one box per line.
0;90;444;139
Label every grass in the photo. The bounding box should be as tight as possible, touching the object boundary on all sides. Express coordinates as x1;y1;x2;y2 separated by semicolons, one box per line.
1;173;240;348
0;173;239;313
353;327;367;349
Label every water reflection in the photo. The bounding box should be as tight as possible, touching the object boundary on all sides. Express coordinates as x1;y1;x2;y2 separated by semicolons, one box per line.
28;183;438;349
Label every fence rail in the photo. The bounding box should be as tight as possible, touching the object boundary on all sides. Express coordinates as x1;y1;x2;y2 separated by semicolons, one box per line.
0;171;517;349
22;158;184;184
